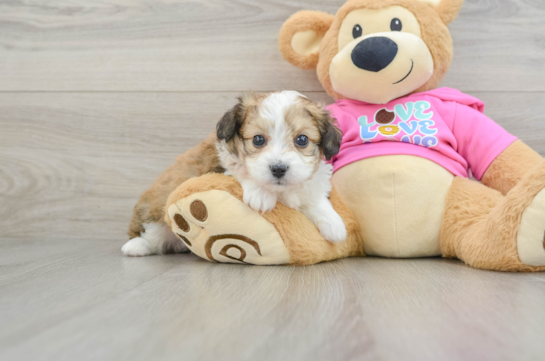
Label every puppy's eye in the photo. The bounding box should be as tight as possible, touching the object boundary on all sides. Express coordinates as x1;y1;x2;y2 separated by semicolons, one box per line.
352;24;363;39
253;135;266;147
390;18;402;31
295;135;309;147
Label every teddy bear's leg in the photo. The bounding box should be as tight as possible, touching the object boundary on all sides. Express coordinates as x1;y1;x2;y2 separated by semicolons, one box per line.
164;173;363;266
441;161;545;271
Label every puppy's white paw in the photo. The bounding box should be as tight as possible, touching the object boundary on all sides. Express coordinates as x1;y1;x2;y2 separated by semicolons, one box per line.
317;216;347;243
243;188;277;213
122;237;155;257
280;191;301;209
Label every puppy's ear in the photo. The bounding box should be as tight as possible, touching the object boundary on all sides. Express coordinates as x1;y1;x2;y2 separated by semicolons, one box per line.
320;111;343;160
279;11;335;70
313;108;342;161
216;94;251;142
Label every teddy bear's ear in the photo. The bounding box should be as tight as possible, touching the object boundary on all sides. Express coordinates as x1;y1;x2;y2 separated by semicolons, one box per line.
417;0;464;25
279;11;335;70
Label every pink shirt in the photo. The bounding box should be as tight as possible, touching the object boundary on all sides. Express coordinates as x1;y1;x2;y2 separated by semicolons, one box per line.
327;88;517;180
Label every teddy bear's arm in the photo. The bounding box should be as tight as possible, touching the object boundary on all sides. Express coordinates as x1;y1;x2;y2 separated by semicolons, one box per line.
481;140;543;195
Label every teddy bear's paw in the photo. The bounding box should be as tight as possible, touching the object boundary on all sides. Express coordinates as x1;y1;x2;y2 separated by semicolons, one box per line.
167;190;291;265
517;188;545;266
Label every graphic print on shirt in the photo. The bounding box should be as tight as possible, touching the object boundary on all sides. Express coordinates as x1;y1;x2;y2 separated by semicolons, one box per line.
358;101;439;149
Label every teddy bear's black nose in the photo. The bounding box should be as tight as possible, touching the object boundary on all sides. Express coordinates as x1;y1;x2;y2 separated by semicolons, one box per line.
351;36;398;72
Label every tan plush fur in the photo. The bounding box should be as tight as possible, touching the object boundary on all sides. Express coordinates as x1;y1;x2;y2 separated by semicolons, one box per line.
128;134;223;238
441;161;545;272
481;140;544;196
165;173;364;266
332;155;453;258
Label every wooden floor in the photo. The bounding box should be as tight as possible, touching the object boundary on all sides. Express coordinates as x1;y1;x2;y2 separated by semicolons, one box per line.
1;0;545;360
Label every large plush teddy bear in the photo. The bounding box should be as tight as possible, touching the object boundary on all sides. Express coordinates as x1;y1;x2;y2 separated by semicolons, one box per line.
164;0;545;271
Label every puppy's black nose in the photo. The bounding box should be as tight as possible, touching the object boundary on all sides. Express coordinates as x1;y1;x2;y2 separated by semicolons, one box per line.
351;36;398;72
270;164;288;179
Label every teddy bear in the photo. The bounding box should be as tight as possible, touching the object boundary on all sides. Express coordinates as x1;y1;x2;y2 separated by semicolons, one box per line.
163;0;545;271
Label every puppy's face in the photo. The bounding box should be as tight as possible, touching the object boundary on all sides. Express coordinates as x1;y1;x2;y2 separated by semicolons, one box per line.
216;91;342;190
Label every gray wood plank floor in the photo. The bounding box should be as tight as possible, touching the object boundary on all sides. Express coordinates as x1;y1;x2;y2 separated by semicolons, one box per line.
1;0;545;360
2;242;545;361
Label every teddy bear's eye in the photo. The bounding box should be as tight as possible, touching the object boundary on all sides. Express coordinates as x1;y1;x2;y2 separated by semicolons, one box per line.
352;24;363;39
390;18;402;31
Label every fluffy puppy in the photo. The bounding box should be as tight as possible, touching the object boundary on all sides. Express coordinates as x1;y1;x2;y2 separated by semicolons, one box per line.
122;91;345;257
216;91;347;243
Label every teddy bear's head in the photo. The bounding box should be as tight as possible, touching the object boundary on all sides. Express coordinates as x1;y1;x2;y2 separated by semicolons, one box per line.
279;0;464;104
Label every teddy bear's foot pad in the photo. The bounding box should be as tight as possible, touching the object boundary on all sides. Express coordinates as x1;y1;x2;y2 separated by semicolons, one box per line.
167;190;291;265
518;188;545;266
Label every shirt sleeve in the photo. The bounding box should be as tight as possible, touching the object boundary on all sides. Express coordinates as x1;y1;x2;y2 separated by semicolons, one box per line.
451;103;517;180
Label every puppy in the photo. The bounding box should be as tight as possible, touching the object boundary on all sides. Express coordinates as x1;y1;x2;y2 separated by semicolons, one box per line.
217;91;346;243
122;91;345;257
